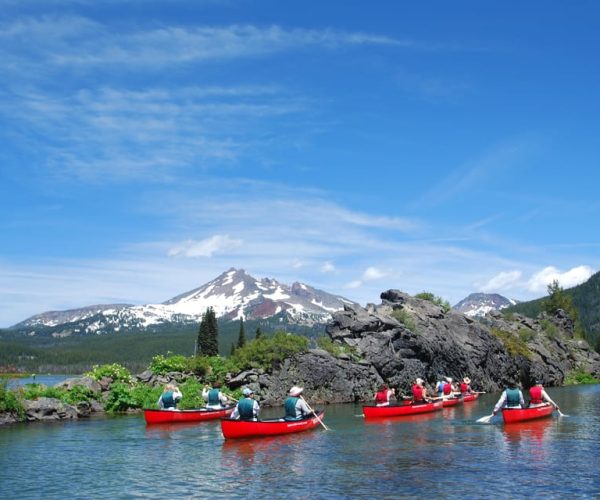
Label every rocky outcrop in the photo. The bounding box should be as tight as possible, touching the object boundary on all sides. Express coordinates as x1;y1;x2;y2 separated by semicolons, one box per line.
54;376;102;393
23;397;79;422
322;290;600;395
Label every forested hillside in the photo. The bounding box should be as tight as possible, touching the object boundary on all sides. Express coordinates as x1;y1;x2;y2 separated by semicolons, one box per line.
507;271;600;350
0;318;324;374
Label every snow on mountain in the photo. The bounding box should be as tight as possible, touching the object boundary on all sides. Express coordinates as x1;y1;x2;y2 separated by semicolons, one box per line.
452;292;517;317
11;268;358;336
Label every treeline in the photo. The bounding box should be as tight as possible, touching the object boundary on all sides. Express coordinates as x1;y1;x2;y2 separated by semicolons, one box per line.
0;318;325;374
506;272;600;351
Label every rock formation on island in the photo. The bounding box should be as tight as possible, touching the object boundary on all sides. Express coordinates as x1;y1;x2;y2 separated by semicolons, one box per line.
243;289;600;404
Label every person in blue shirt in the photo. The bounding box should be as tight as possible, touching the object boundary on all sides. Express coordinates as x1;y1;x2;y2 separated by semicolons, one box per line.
283;386;312;420
230;388;260;420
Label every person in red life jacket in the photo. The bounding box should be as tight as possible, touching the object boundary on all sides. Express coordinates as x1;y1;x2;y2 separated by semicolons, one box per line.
157;383;182;410
492;381;525;416
442;377;454;398
202;382;230;410
283;386;313;420
460;377;472;394
230;387;260;421
412;378;429;404
529;380;560;410
374;384;396;406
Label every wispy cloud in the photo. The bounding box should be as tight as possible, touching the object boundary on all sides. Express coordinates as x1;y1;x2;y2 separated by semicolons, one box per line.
526;265;594;293
168;234;242;258
479;270;522;292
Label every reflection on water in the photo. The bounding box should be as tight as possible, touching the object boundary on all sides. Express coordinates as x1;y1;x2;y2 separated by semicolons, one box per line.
0;385;599;498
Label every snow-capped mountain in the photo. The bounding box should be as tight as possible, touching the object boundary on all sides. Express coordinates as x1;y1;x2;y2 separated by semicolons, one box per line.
452;293;517;317
11;268;358;337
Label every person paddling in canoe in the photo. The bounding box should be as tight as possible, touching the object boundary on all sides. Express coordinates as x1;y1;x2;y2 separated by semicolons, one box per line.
411;378;430;404
157;383;182;411
460;377;472;395
528;380;560;410
374;384;396;407
492;381;525;417
202;382;230;409
230;387;260;421
284;386;313;420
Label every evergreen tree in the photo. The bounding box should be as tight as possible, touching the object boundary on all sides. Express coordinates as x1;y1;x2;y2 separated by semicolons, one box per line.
237;318;246;349
255;326;263;340
197;307;219;356
543;280;574;316
230;343;235;356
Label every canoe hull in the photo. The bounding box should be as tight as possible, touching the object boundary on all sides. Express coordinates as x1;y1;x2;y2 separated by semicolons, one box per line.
363;401;443;419
462;393;479;403
502;404;554;424
221;411;325;439
442;397;463;407
144;406;234;424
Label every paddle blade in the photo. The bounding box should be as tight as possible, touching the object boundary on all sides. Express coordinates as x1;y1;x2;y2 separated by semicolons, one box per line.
557;409;569;417
476;414;494;424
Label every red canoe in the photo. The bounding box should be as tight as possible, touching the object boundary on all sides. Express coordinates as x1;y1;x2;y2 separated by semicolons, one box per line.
221;411;325;439
462;393;480;403
502;404;554;424
144;406;235;424
442;397;463;407
363;400;443;419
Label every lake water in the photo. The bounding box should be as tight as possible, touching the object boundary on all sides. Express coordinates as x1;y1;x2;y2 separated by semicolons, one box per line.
5;374;72;389
1;385;599;498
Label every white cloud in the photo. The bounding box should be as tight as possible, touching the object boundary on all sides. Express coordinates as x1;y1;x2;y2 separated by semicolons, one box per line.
344;280;362;289
362;266;388;281
479;270;522;292
526;265;594;293
321;261;335;273
168;235;242;258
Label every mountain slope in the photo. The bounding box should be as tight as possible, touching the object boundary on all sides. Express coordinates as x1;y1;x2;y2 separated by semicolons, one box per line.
10;268;358;337
506;270;600;347
452;293;516;317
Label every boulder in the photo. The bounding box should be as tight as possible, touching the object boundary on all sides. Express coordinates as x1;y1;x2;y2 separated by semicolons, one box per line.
23;397;78;422
55;376;101;393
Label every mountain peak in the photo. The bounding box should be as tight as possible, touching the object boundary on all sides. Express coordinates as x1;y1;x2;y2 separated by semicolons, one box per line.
452;292;517;317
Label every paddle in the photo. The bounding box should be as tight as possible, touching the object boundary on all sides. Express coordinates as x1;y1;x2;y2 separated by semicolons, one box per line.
476;413;494;424
300;395;330;431
556;407;569;417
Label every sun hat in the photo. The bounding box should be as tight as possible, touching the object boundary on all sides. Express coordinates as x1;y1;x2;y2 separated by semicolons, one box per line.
445;377;453;383
242;388;254;396
463;377;471;384
289;386;304;397
415;378;424;385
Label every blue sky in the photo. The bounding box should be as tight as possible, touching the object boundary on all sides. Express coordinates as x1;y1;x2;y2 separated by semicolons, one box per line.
1;0;599;327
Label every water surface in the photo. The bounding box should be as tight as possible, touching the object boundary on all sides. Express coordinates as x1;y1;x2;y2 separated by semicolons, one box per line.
1;385;598;498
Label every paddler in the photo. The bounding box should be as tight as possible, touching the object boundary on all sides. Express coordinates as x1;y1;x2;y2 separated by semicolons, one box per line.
411;378;428;404
374;384;396;407
283;386;313;420
230;387;260;421
492;380;525;417
460;377;472;394
202;382;230;409
157;383;182;411
528;380;560;410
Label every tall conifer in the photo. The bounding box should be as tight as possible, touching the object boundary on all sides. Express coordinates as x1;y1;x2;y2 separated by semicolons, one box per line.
237;318;246;349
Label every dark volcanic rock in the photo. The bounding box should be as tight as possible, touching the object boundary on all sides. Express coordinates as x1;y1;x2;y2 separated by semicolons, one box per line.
23;397;78;422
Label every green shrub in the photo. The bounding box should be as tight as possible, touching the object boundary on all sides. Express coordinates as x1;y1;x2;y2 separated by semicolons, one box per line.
104;382;138;412
178;378;205;410
391;309;417;332
540;319;559;340
85;363;132;384
149;354;189;375
415;292;451;313
131;384;163;409
0;379;25;421
316;337;361;360
564;369;600;385
230;331;309;371
518;327;536;343
491;328;532;358
22;383;64;400
62;385;97;405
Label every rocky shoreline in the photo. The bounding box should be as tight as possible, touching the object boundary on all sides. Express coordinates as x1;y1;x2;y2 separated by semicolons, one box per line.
2;289;599;426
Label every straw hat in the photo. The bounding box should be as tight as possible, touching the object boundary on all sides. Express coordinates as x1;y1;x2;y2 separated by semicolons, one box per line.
445;377;453;383
242;388;254;396
415;378;424;385
463;377;471;384
289;386;304;397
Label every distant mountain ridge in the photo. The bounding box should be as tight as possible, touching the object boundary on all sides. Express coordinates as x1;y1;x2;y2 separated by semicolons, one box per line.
452;292;517;317
11;268;358;337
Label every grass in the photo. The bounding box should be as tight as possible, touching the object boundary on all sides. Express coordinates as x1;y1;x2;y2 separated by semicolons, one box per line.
391;309;417;332
491;327;533;359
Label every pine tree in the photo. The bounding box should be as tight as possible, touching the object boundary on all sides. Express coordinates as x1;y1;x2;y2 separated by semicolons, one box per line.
230;343;235;356
237;318;246;349
255;326;263;340
197;307;219;356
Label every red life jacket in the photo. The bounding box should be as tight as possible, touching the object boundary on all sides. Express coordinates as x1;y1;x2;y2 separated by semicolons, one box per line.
460;382;469;394
412;384;424;401
375;390;389;404
443;383;452;395
529;386;543;405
